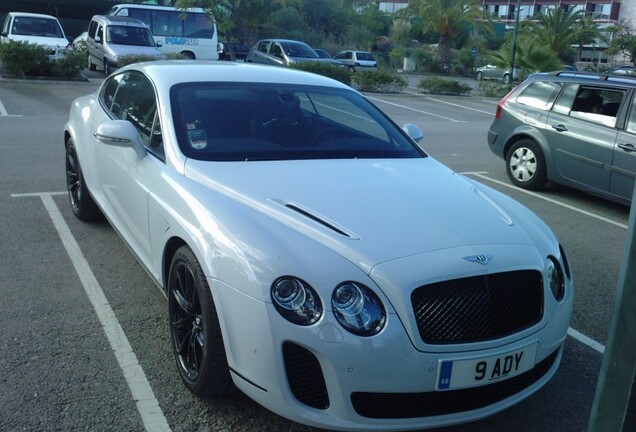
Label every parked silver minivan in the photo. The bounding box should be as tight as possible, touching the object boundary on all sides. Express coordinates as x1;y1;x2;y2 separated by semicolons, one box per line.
86;15;161;75
245;39;322;67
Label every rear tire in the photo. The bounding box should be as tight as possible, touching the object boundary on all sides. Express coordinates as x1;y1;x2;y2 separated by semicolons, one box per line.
505;139;547;190
88;56;96;71
65;138;100;221
476;71;483;81
168;246;231;397
502;74;511;84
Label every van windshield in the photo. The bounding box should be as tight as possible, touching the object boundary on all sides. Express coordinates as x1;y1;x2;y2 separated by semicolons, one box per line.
12;17;63;38
107;26;155;46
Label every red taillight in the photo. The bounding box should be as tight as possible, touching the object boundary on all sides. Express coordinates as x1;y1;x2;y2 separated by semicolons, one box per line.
495;86;518;119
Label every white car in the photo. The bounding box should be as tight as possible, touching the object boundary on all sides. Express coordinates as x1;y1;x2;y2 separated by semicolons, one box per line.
64;61;573;431
0;12;69;61
334;50;378;71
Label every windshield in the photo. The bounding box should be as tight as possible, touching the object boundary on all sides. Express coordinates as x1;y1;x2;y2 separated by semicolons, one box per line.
12;17;63;38
171;83;424;162
281;42;318;59
107;25;155;46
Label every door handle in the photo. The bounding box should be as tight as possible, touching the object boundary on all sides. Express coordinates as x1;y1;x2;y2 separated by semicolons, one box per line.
618;143;636;153
551;124;568;132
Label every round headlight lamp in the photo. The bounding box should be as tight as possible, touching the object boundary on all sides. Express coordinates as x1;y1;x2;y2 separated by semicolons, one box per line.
332;282;386;336
271;277;322;325
547;256;565;301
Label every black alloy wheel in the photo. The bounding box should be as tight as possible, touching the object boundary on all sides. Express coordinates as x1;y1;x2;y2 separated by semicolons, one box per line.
168;245;231;397
65;139;100;221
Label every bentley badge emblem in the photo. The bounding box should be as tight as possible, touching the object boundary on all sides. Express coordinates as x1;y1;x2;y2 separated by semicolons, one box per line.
463;254;493;265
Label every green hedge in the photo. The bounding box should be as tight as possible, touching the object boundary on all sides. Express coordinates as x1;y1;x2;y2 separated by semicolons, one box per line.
0;40;86;79
289;61;352;86
352;69;407;93
417;77;472;95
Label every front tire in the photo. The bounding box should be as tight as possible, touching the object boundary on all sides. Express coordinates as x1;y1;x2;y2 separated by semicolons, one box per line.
168;246;231;397
66;138;100;221
476;71;483;81
502;74;511;84
505;139;547;190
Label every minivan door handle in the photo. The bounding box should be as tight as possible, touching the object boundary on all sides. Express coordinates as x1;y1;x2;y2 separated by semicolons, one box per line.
618;143;636;153
551;124;568;132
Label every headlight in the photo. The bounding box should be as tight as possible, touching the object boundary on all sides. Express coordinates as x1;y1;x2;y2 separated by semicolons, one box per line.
271;277;322;325
332;282;386;336
546;256;565;301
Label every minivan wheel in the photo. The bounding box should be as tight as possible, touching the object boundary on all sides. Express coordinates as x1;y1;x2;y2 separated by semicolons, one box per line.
88;56;96;71
104;60;112;76
476;71;483;81
502;74;511;84
505;139;547;190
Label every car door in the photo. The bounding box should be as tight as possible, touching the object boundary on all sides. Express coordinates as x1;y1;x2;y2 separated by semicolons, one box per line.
545;83;623;194
94;71;164;267
611;91;636;201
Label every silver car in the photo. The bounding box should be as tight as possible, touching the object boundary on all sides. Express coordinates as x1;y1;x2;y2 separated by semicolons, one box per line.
475;64;520;84
245;38;321;66
487;71;636;205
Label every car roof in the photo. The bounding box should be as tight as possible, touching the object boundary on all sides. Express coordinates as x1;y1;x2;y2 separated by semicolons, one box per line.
9;12;60;20
91;15;149;27
528;70;636;87
119;60;354;90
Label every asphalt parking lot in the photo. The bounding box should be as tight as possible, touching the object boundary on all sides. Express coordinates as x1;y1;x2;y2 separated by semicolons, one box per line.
0;74;632;432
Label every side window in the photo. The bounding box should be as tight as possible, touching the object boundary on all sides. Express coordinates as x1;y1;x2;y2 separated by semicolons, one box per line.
96;25;104;42
568;86;624;127
110;72;164;158
516;81;561;110
258;41;269;53
88;20;97;39
99;74;123;111
271;43;282;57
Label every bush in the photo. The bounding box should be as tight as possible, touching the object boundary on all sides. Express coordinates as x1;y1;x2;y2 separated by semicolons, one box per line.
290;61;352;85
417;77;472;95
117;54;164;68
52;47;87;78
0;40;50;78
0;40;87;79
410;48;434;72
352;69;407;93
478;81;512;98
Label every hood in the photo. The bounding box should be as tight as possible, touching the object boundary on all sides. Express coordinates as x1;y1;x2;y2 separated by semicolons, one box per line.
184;157;537;274
9;35;68;48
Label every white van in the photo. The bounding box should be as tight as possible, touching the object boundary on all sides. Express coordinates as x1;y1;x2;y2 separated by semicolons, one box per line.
0;12;69;61
108;4;219;60
86;15;162;76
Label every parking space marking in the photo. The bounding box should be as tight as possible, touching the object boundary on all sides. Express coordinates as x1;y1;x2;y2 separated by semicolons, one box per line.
464;172;628;229
425;97;495;115
366;96;467;123
0;96;22;117
16;192;172;432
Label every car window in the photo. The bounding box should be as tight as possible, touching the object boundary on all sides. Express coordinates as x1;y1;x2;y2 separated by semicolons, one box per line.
171;82;424;161
107;71;164;158
567;86;625;127
107;25;154;46
257;41;269;53
357;52;374;61
516;81;562;110
12;17;63;38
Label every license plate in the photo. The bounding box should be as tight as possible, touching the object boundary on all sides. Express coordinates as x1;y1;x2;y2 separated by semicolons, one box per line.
436;343;538;391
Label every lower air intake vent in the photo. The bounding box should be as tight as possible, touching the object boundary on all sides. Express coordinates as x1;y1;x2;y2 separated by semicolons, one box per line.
283;342;329;409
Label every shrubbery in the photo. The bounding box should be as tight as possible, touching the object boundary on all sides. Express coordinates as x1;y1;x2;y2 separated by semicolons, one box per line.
117;54;166;68
352;69;407;93
0;40;86;79
417;77;472;95
289;61;352;85
477;80;512;98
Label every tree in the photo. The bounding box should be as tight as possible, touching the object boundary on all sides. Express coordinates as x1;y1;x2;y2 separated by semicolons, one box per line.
606;22;636;65
407;0;491;71
524;7;596;63
491;33;562;78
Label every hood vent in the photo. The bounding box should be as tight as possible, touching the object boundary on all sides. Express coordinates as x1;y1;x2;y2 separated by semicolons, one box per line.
285;203;355;238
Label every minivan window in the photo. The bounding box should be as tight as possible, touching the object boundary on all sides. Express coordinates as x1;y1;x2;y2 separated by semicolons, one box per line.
516;81;561;110
626;97;636;134
568;86;625;127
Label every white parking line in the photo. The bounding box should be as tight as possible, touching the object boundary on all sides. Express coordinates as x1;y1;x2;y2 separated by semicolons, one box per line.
366;96;467;123
24;192;171;432
464;172;628;229
425;96;495;115
0;96;23;117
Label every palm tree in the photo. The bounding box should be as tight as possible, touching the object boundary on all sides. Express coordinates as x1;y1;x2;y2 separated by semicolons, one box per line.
491;33;562;78
408;0;491;71
525;7;592;63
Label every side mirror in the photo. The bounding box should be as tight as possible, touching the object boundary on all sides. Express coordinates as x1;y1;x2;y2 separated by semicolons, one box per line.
95;120;146;159
155;40;162;48
402;123;424;143
95;35;102;44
